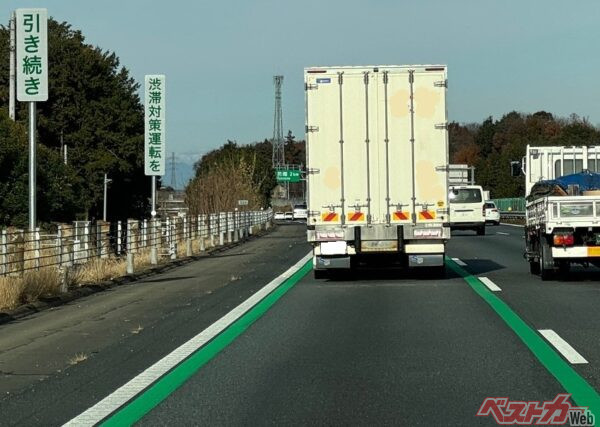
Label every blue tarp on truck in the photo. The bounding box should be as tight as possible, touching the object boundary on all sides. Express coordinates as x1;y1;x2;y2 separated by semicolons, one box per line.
527;171;600;201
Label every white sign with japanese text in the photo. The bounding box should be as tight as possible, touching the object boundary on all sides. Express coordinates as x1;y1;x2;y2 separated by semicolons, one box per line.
145;75;166;176
16;8;48;102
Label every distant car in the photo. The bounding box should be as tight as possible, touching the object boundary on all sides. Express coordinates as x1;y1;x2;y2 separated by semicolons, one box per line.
274;211;285;220
449;185;486;235
293;203;308;220
484;201;500;225
284;212;293;220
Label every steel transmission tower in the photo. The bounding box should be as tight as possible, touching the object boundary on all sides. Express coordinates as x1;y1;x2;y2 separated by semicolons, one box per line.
272;75;285;168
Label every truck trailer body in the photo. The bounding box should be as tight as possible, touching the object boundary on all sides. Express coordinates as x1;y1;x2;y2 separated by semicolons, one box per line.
304;65;450;276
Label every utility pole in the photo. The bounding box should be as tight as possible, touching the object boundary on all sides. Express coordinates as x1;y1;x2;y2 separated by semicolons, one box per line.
103;173;112;221
8;12;16;121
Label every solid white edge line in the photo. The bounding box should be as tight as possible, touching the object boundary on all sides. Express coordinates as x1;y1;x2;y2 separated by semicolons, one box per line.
496;232;510;236
64;251;313;427
451;257;467;267
478;277;502;292
500;222;524;228
538;329;588;364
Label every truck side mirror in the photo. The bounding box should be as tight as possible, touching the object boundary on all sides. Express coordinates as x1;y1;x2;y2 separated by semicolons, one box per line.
510;161;521;177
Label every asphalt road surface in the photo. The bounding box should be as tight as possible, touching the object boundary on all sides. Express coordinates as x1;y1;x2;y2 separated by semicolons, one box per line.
0;222;599;426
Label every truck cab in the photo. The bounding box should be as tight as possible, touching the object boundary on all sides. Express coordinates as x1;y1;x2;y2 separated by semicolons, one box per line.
448;185;486;235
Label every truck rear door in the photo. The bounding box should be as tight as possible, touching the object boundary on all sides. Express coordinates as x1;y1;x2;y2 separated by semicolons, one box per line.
305;68;377;227
380;67;448;225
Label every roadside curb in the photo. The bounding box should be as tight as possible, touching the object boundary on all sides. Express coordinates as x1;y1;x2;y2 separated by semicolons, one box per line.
0;226;275;327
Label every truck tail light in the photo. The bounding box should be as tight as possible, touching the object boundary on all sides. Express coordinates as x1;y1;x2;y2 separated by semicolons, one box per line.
553;233;574;246
482;206;486;217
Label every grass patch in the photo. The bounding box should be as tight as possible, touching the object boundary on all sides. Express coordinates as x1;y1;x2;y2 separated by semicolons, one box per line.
68;352;88;365
0;237;205;311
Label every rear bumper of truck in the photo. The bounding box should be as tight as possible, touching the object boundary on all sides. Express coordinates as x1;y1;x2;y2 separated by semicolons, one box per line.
309;224;449;269
552;246;600;258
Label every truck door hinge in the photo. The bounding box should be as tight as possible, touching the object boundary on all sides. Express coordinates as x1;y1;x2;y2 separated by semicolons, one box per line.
305;83;318;91
434;122;448;130
305;125;319;133
434;79;448;88
307;168;320;174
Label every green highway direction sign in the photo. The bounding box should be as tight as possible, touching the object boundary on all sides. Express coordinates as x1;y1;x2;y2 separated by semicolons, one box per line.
276;169;301;183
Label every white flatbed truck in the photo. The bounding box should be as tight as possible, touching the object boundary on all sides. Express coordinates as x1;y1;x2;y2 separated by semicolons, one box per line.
521;145;600;279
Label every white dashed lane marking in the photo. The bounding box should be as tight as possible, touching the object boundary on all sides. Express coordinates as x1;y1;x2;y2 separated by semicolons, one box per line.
538;329;588;365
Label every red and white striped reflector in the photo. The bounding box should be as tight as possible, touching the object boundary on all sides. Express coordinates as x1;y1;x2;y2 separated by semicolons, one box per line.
393;211;409;221
321;212;339;222
347;212;365;221
418;211;436;220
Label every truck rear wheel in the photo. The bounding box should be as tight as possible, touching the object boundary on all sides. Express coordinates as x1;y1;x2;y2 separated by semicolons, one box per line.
529;260;540;275
539;239;554;281
558;260;570;276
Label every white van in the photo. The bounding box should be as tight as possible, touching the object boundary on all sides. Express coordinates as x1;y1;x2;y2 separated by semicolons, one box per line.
448;185;486;235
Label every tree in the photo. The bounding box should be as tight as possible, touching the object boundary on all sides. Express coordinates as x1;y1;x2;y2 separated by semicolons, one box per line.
0;19;148;222
190;140;277;211
0;109;81;227
449;111;600;199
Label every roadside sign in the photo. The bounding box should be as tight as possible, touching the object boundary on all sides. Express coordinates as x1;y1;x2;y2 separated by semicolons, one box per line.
144;75;166;176
16;8;48;102
238;200;248;206
276;169;301;183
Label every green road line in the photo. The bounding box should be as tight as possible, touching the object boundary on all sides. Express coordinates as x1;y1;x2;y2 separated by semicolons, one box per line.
101;259;313;427
446;257;600;417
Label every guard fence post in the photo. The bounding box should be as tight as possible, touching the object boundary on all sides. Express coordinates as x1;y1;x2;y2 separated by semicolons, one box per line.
150;217;158;265
227;212;233;243
185;216;192;257
1;230;7;276
199;215;206;251
126;220;134;274
116;221;122;256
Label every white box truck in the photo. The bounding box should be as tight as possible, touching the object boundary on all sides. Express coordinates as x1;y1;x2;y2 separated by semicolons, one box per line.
304;65;451;278
520;145;600;279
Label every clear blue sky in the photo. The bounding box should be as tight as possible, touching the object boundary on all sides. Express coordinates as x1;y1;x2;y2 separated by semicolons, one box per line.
4;0;600;185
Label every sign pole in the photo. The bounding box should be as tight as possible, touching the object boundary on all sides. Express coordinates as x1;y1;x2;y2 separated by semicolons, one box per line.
9;12;16;121
151;176;156;216
29;101;36;230
16;8;48;231
103;173;112;221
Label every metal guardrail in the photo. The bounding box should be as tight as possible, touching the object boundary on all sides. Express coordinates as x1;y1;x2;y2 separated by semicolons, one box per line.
499;211;525;220
0;209;273;277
